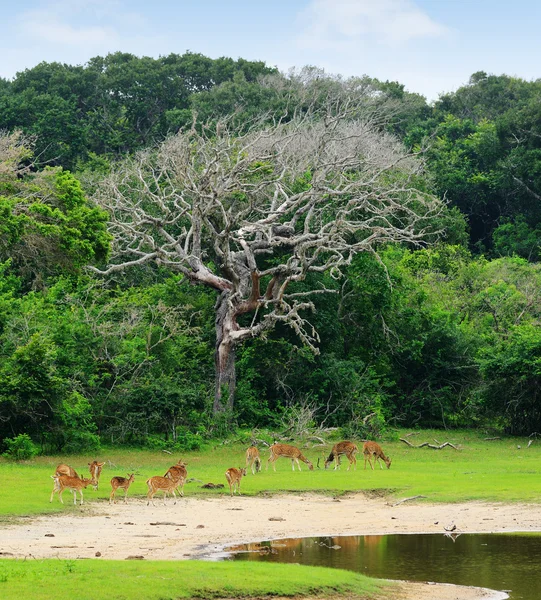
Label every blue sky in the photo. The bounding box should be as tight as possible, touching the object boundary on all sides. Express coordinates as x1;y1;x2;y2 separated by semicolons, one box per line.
1;0;540;101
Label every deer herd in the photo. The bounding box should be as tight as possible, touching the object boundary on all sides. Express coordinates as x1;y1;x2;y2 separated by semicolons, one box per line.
49;440;391;505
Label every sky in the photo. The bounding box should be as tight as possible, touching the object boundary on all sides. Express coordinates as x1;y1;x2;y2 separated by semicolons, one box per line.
1;0;540;102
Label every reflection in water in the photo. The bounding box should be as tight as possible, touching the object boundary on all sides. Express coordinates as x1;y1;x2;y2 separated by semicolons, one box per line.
227;533;541;600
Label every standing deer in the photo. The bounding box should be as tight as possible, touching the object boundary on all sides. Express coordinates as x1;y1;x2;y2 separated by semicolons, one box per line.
325;441;358;470
362;441;392;470
225;467;247;496
88;461;105;489
54;464;78;478
245;446;261;474
164;460;188;496
146;475;182;506
109;473;135;504
267;443;314;471
50;474;97;505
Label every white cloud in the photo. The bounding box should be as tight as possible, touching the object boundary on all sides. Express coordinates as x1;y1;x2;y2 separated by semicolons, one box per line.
298;0;450;49
16;0;144;48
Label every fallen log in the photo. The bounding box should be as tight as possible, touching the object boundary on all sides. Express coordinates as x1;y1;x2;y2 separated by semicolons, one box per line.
399;438;460;450
392;495;427;506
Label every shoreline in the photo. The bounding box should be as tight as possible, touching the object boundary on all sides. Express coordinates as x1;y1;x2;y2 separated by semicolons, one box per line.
1;492;534;599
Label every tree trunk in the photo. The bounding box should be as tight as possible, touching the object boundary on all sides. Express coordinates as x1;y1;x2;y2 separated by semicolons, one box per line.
213;292;237;414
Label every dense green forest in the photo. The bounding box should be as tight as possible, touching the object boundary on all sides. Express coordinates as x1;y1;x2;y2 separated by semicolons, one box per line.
1;52;540;455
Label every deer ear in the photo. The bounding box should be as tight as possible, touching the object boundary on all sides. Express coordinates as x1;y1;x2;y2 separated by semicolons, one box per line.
99;462;105;466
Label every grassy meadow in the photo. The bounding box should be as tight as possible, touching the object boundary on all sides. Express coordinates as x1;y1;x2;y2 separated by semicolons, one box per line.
1;429;541;518
0;559;390;600
0;428;539;600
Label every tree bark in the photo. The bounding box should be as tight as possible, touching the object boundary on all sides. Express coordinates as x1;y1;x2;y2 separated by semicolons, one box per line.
213;292;237;414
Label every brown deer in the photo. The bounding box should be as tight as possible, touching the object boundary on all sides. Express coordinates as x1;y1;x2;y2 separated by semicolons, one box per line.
225;467;247;496
146;475;182;506
325;441;358;471
267;443;314;472
54;463;78;478
88;461;105;489
245;446;261;474
50;474;97;505
109;473;135;504
164;460;188;497
362;441;392;470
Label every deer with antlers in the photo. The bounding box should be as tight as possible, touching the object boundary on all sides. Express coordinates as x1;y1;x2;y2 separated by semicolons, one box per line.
267;443;314;472
109;473;135;504
245;446;261;474
362;441;392;470
325;441;358;471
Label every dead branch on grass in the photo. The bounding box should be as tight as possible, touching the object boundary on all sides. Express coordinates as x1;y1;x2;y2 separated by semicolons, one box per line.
399;438;460;450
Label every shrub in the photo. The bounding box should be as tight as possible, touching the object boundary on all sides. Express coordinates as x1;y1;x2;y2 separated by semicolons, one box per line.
62;431;101;454
2;433;39;460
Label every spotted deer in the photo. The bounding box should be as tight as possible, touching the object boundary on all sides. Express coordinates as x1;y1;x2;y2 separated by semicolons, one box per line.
225;467;247;496
362;441;392;470
146;475;182;506
267;443;314;472
164;460;187;497
245;446;261;474
325;441;358;470
50;474;97;505
54;463;78;478
88;461;105;489
109;473;135;504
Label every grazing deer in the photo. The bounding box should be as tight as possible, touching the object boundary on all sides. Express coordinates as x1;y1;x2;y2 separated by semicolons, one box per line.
245;446;261;474
109;473;135;504
164;460;188;497
362;441;392;470
225;467;247;496
50;474;97;505
55;463;78;478
267;443;314;472
146;475;182;506
88;461;105;489
325;441;358;470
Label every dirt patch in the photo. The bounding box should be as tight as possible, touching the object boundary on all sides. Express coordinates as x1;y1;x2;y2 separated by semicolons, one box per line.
0;492;528;599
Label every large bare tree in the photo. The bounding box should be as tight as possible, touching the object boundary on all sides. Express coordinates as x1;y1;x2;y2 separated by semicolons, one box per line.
91;107;443;413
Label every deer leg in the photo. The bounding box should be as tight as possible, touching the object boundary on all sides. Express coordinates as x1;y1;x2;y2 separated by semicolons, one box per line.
79;490;84;505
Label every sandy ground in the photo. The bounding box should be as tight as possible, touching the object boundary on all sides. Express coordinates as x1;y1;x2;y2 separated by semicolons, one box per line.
1;492;532;599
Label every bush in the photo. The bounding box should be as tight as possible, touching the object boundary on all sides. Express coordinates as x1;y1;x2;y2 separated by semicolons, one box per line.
2;433;39;460
62;431;101;454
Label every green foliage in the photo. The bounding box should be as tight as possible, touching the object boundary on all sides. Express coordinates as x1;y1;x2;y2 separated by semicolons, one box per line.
2;58;541;439
2;433;39;460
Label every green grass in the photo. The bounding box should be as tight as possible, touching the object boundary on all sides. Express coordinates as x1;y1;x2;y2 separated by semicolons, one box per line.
1;428;538;600
0;558;390;600
1;428;541;518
